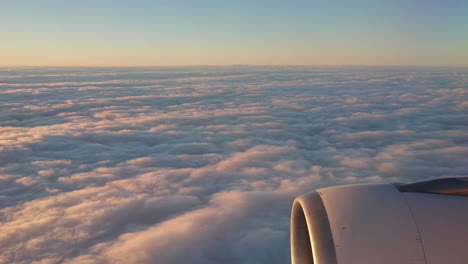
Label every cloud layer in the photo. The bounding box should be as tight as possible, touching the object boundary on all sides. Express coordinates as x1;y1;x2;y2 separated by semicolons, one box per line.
0;66;467;264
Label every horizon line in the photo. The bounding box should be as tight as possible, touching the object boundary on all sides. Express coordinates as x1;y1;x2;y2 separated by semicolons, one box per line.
1;64;467;69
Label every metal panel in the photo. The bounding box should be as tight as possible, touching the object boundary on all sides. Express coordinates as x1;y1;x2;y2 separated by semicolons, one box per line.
394;177;468;197
318;184;426;264
404;193;468;264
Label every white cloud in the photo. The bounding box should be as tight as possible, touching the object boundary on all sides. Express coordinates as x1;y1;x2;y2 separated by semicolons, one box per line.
0;66;467;263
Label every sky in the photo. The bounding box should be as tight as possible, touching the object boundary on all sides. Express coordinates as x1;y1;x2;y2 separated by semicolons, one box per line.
1;0;467;66
0;66;467;263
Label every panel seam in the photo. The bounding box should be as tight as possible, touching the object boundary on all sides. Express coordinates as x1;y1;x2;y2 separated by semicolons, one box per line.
401;192;428;264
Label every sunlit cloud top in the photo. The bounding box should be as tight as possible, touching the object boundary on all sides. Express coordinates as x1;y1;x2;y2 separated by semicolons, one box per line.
1;65;467;264
1;0;467;66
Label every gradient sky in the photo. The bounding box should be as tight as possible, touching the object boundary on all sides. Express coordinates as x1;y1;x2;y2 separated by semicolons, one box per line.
1;0;467;66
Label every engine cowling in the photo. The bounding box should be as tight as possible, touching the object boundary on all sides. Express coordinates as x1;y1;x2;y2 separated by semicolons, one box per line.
290;177;468;264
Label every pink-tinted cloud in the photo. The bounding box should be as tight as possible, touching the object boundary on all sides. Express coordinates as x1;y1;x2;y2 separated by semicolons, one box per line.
0;66;467;263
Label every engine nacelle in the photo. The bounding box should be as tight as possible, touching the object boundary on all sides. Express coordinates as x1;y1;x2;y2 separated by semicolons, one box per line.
290;178;468;264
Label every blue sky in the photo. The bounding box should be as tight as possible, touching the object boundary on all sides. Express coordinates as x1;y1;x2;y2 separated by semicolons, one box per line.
1;0;467;66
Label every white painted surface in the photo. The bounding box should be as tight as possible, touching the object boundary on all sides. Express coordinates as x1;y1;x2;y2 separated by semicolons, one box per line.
404;193;468;264
318;184;426;264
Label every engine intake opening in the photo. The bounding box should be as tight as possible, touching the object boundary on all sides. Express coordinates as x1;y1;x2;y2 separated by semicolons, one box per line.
291;201;314;264
290;191;337;264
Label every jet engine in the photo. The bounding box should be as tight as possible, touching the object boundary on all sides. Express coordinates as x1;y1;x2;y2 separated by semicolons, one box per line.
290;177;468;264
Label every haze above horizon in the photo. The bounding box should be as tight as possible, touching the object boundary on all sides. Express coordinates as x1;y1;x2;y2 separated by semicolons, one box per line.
1;0;467;67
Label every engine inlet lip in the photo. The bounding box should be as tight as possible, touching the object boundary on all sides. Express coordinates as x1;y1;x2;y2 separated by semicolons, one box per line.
291;191;337;264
